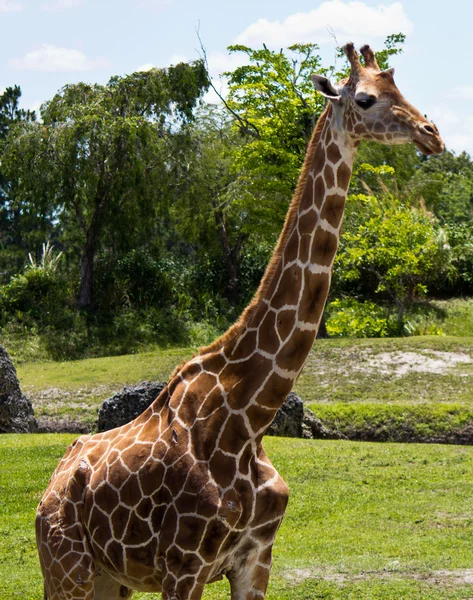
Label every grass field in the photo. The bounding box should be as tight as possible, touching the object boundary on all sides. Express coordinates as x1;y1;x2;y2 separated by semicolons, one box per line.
1;434;473;599
15;335;473;440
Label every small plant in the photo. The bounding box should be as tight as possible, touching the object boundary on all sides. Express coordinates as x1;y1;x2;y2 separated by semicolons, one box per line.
26;241;63;273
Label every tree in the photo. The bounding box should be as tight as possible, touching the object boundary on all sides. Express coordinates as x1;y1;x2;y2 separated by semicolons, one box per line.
409;150;473;223
0;86;37;280
1;62;209;308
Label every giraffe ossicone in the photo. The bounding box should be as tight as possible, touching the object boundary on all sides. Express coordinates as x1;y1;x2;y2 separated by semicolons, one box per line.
36;44;444;600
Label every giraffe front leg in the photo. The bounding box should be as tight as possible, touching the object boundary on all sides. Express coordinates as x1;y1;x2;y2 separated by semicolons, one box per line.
228;545;274;600
161;579;205;600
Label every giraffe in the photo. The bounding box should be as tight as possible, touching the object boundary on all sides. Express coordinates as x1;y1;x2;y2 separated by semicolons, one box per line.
36;44;444;600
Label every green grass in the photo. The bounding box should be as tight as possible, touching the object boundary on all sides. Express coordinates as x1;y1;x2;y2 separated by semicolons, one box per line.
17;346;193;390
16;347;194;426
294;335;473;407
425;298;473;337
310;402;473;443
14;335;473;439
2;434;473;599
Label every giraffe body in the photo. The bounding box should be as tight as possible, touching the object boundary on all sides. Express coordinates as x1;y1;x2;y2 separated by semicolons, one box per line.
37;358;290;600
37;44;444;599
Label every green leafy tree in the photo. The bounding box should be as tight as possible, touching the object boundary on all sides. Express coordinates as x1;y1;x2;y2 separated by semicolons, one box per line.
336;194;453;323
409;150;473;223
221;35;407;235
2;62;209;307
0;86;37;280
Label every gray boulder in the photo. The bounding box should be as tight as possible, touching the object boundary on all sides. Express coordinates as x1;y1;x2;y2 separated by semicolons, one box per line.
267;392;344;439
97;381;344;440
0;345;37;433
98;381;167;432
267;392;305;437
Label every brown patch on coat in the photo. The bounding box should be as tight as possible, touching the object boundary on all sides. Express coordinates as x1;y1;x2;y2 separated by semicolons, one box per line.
336;162;352;189
298;271;330;322
270;266;302;309
320;194;346;228
276;329;315;371
310;228;338;267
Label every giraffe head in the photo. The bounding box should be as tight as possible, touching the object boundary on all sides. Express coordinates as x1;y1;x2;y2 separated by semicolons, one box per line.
312;43;444;155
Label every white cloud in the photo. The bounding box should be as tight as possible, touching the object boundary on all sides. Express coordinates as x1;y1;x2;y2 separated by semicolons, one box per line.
205;50;246;78
40;0;81;12
234;1;414;48
9;45;110;72
444;134;472;154
202;50;251;103
136;62;155;72
430;105;460;128
0;0;22;12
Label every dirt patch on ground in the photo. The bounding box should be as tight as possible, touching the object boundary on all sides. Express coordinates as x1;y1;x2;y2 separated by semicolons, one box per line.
26;384;117;432
284;567;473;587
356;350;473;377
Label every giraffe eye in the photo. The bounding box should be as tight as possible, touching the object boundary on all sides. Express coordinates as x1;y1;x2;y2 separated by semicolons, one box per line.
355;96;377;110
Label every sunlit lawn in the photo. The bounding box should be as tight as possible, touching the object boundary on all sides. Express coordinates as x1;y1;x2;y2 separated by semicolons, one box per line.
1;434;473;599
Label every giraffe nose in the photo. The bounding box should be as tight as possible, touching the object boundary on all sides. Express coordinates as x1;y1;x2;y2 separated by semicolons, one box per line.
422;124;437;135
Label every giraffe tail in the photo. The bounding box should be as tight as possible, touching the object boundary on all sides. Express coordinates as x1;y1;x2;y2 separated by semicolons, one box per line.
43;583;48;600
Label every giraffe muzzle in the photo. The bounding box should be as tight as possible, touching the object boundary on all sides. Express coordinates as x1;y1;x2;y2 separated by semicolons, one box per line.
413;122;444;156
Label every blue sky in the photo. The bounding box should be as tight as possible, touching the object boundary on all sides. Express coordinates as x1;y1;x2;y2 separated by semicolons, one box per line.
1;0;471;154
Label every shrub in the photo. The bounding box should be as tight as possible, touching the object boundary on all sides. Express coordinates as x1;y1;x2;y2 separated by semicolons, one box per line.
325;299;400;338
335;195;453;321
0;266;70;326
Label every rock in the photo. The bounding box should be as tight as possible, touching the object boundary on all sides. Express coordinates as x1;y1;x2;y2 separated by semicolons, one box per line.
98;381;343;440
302;408;345;440
267;392;305;438
267;392;345;440
98;381;167;432
0;345;37;433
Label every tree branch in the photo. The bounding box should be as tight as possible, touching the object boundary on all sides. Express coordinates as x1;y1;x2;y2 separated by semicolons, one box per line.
196;29;260;140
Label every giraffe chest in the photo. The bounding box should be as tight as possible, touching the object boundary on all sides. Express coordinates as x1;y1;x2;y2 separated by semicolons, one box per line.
79;439;289;591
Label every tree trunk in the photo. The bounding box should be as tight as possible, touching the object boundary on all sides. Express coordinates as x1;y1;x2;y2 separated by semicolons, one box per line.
77;237;96;309
214;208;241;298
316;313;329;339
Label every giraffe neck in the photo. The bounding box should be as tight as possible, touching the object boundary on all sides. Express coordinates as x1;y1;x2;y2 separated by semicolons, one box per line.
196;104;356;439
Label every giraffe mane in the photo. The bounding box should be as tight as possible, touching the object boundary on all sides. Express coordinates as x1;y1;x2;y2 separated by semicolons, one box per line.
198;103;332;356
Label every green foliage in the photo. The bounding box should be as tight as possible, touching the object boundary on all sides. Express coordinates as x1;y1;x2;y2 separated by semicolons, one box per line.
2;34;473;353
224;43;327;232
313;402;473;443
94;249;177;311
410;150;473;224
0;266;70;326
325;298;400;338
336;194;453;320
1;62;209;308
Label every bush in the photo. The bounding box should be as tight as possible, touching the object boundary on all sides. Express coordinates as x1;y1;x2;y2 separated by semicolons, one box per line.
325;299;400;338
93;249;178;311
0;267;71;327
335;195;453;320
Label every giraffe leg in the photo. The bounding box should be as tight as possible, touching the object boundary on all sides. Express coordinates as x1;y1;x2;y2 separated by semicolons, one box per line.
228;546;273;600
36;508;96;600
161;577;205;600
93;572;134;599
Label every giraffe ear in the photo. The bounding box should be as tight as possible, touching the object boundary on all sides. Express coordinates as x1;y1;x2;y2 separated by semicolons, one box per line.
311;74;341;102
381;67;395;78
